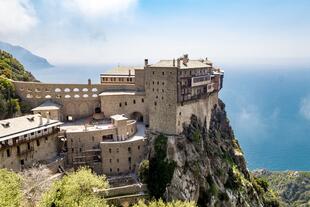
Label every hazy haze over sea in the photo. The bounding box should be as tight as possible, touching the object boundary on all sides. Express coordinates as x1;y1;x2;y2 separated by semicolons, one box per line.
32;64;310;171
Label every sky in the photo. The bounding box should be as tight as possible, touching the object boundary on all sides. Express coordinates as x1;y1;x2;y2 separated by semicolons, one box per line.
0;0;310;65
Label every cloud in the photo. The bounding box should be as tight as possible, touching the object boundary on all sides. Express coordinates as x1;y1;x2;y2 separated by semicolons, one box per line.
300;95;310;120
0;0;37;37
65;0;138;18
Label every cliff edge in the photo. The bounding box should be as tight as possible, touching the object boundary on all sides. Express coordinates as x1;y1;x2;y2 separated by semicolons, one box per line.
142;99;280;207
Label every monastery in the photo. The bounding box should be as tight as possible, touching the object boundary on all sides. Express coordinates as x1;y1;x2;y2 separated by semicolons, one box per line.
0;54;224;175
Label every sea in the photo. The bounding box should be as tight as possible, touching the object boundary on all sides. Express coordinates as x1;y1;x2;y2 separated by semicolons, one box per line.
32;64;310;171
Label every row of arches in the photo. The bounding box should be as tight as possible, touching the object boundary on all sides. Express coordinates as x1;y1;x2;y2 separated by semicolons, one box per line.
26;94;99;99
20;87;98;93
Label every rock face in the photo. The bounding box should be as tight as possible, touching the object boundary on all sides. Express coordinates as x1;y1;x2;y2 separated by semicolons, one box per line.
146;99;279;207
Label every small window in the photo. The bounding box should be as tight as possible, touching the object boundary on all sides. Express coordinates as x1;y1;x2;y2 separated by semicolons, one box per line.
119;103;122;107
110;168;112;172
152;71;155;75
162;82;164;85
116;148;119;153
117;158;119;163
128;157;132;162
133;100;136;104
162;72;165;75
125;102;127;106
154;101;157;106
31;132;34;136
117;168;120;172
109;148;112;153
36;140;40;146
141;98;144;103
27;143;30;150
138;145;140;150
128;147;131;153
6;149;10;157
109;159;112;163
17;146;20;154
162;89;164;92
152;81;154;85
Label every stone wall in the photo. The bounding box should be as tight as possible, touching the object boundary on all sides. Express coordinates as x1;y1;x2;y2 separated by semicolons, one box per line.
176;92;218;133
100;137;146;175
100;184;148;198
100;93;146;123
0;131;59;171
66;127;116;165
145;67;178;134
12;80;141;121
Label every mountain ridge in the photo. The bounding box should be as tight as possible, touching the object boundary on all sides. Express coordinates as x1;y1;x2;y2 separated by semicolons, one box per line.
0;41;53;70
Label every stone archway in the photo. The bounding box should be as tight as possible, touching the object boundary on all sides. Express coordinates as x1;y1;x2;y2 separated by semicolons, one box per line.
130;112;143;122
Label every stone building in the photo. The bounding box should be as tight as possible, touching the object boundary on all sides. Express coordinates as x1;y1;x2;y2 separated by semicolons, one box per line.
4;54;224;175
0;114;62;171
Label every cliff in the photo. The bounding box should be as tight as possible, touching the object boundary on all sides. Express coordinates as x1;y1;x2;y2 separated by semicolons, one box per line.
142;99;280;207
253;170;310;207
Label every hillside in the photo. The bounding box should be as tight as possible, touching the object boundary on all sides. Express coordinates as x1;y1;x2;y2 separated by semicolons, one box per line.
253;170;310;207
0;41;53;70
141;100;281;207
0;50;37;119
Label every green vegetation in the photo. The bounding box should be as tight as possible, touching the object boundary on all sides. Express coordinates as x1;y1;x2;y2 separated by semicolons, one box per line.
39;167;109;207
133;199;196;207
0;50;36;119
138;159;150;183
147;134;176;199
0;169;22;207
0;50;36;81
255;171;310;207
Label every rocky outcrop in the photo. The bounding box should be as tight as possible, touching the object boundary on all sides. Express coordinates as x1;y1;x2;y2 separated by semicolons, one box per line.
145;99;280;207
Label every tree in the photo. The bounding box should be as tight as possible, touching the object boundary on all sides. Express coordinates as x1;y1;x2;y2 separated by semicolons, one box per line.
138;160;149;183
132;199;197;207
39;167;109;207
0;169;22;207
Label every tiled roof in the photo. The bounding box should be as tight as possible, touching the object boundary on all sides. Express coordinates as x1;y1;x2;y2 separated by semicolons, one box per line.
0;114;62;141
32;100;61;111
150;59;212;69
103;66;138;76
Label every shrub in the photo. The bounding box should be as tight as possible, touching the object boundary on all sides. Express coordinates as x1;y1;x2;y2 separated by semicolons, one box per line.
138;160;150;183
39;167;109;207
0;169;22;207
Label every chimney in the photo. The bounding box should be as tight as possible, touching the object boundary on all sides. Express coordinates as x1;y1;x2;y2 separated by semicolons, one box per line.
46;112;50;124
177;58;180;68
88;78;91;85
144;59;148;67
39;115;43;125
183;54;189;65
173;58;176;67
